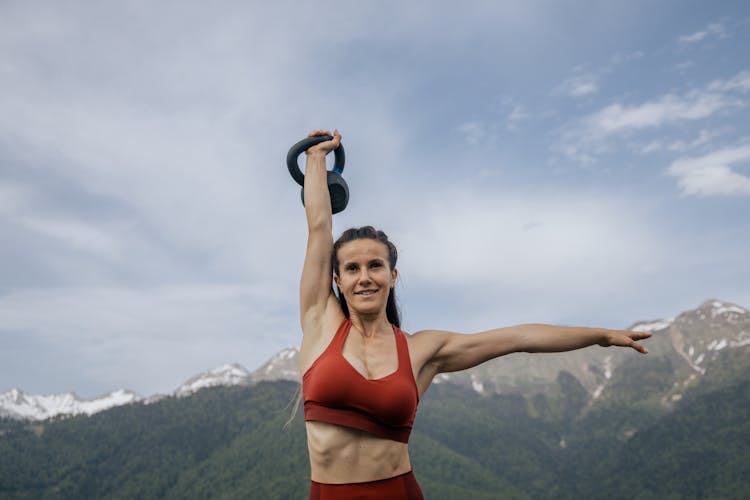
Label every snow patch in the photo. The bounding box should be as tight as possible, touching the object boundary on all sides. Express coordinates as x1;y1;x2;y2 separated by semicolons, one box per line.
604;355;613;380
174;363;250;398
592;384;604;399
710;301;748;317
707;339;728;351
271;346;298;362
632;318;674;332
730;331;750;348
471;373;485;394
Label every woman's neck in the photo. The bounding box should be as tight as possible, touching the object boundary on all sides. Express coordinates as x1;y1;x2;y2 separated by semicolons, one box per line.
349;312;390;338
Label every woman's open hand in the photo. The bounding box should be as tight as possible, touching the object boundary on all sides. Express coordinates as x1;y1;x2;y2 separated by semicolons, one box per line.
306;129;341;157
598;329;652;354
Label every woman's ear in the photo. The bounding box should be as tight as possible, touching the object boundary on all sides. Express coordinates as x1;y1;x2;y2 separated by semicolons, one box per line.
391;268;398;288
334;274;340;288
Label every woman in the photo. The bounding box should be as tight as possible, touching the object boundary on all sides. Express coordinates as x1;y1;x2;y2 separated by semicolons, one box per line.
298;129;650;499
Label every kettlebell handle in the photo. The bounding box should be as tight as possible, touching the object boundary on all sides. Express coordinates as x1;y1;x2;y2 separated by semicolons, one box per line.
286;135;346;187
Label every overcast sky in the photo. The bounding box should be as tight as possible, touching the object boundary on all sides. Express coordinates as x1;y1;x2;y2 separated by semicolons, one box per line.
2;1;749;398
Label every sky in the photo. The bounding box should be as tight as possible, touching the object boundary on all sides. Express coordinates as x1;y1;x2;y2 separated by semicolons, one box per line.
1;1;749;398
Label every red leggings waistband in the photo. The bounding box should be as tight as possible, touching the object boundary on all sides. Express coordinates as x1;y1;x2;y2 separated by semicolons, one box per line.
310;470;424;499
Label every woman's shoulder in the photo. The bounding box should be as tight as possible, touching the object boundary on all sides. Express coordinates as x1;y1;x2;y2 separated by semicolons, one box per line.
405;328;453;340
402;328;452;362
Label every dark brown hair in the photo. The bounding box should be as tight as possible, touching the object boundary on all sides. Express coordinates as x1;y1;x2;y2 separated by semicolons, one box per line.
332;226;401;327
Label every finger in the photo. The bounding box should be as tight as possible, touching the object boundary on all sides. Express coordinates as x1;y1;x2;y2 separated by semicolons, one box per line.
631;341;648;354
620;329;651;339
629;331;652;341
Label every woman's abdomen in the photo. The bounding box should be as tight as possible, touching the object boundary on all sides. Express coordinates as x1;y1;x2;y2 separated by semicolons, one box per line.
306;421;411;483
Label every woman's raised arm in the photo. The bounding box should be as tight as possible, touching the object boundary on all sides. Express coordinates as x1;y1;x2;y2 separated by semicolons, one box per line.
299;129;342;327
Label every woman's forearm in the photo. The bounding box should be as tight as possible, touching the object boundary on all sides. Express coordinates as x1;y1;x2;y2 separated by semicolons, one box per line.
304;152;332;231
515;324;608;353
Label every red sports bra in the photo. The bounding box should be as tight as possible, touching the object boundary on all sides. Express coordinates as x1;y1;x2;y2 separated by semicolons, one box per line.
302;318;420;443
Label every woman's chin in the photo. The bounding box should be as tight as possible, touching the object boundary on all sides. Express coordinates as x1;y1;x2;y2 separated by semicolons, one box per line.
350;301;386;316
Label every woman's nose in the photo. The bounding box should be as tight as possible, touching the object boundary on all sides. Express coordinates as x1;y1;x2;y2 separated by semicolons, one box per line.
358;270;371;283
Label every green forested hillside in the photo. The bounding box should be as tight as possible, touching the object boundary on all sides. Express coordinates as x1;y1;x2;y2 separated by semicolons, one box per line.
1;352;749;499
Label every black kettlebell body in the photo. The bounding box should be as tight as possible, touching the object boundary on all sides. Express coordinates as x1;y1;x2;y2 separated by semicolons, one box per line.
286;135;348;214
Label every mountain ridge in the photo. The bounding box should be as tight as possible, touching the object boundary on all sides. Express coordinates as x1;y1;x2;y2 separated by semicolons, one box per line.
2;298;747;421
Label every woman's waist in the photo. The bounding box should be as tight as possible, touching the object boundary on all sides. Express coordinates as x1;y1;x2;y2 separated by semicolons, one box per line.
306;421;410;483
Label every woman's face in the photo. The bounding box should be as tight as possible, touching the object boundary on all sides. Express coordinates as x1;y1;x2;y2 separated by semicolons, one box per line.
334;239;397;316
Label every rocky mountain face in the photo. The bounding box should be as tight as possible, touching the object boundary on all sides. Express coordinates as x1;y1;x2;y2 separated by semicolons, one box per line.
436;299;748;401
2;299;747;421
247;346;300;384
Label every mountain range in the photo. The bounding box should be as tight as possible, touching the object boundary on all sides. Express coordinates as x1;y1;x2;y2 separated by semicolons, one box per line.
2;298;749;498
2;298;747;421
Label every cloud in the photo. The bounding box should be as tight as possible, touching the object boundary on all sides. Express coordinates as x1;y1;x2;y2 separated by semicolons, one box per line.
377;185;675;330
19;215;122;258
554;51;643;100
0;1;412;395
458;122;488;145
506;103;530;129
587;91;733;135
673;60;696;72
0;284;296;395
678;21;727;44
638;129;725;155
0;180;33;215
667;144;750;197
555;74;599;98
609;51;644;65
708;70;750;93
2;1;748;397
394;188;656;292
556;70;750;164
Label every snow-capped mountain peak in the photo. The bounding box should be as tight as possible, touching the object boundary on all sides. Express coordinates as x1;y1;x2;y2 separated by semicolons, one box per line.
705;299;748;319
249;345;300;383
174;363;251;398
0;388;142;421
0;359;280;421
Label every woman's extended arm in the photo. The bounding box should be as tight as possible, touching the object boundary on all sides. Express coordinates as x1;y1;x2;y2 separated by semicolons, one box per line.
299;129;341;324
415;324;651;374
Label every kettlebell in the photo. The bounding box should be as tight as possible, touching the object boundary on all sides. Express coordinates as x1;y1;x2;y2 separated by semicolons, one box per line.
286;135;349;214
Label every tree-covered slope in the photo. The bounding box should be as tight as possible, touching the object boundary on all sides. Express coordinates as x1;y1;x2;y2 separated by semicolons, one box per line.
1;352;749;500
